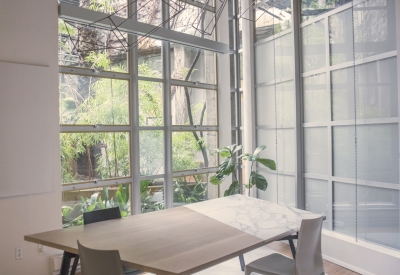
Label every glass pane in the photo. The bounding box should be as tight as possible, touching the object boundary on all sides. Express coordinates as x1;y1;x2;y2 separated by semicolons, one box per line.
305;178;329;228
138;37;162;78
257;172;294;207
58;20;128;72
171;44;216;85
329;9;354;65
354;0;396;59
139;81;163;126
229;19;235;51
255;1;292;41
356;58;398;119
62;183;131;228
172;131;218;171
304;127;328;175
332;58;398;121
239;52;243;87
238;18;242;49
255;34;294;84
358;185;399;250
301;0;352;22
137;0;161;25
256;81;295;127
333;182;356;236
173;173;218;206
335;182;400;250
171;86;217;126
303;73;327;123
331;67;355;121
333;124;399;183
141;178;164;213
170;3;215;40
61;132;130;183
140;131;164;176
230;54;236;88
257;129;295;173
60;0;128;17
257;171;277;203
60;74;129;125
302;20;326;72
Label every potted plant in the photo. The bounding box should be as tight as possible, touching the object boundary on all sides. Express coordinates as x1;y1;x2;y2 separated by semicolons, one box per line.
210;144;276;196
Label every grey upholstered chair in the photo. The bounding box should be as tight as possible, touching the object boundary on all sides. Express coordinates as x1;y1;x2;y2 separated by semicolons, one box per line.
245;216;325;275
73;208;140;275
78;240;125;275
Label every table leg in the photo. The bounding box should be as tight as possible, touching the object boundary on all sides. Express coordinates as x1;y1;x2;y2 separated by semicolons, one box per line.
239;254;245;271
70;255;79;275
288;239;296;259
60;251;77;275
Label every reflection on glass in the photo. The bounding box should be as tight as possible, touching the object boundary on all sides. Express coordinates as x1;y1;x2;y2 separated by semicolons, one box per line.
172;131;218;171
231;92;237;127
170;3;215;40
332;58;398;121
334;182;400;250
139;81;163;126
141;178;164;213
333;124;399;183
305;178;329;228
354;0;396;59
329;9;353;65
171;86;217;126
256;81;294;126
257;173;294;207
61;132;130;183
62;183;131;228
173;173;218;206
303;73;327;123
60;0;128;17
59;74;129;125
58;20;128;72
301;0;352;22
171;44;216;85
255;34;293;84
304;127;328;175
138;37;162;78
302;20;326;72
140;131;164;176
137;0;161;25
257;129;295;173
255;1;292;41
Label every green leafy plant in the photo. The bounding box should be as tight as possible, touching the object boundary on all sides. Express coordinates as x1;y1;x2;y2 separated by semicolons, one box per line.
211;144;276;196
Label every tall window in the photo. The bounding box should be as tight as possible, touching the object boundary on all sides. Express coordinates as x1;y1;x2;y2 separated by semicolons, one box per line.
254;0;400;251
59;0;221;227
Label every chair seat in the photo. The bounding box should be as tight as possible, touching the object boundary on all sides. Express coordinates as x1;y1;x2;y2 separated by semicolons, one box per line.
245;253;295;275
123;266;142;275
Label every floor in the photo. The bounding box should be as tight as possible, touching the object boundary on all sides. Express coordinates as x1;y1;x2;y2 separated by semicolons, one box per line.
76;241;360;275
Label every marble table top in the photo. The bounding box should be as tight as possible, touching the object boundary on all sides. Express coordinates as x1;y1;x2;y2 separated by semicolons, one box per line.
184;194;323;242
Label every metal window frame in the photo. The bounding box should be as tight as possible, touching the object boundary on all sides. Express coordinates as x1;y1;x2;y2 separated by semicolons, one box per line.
60;0;223;214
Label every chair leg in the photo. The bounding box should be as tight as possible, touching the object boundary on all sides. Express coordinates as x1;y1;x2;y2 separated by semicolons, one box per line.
239;254;245;271
288;239;296;259
244;266;252;275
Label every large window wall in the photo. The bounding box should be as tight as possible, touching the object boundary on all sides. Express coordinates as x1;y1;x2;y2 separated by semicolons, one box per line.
59;0;222;226
254;0;400;251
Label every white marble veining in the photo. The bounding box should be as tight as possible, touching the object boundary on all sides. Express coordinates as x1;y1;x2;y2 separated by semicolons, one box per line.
184;194;323;242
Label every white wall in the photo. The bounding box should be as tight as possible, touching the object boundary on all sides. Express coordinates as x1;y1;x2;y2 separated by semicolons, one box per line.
0;0;62;274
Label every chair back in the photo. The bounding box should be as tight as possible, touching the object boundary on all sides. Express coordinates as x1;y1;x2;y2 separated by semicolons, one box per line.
78;240;125;275
83;207;121;225
294;216;325;275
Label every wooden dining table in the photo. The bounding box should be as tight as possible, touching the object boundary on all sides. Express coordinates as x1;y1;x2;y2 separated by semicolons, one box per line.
24;194;323;275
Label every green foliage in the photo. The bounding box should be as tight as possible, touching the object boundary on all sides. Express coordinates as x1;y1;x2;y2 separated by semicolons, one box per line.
212;144;276;196
62;184;130;228
173;175;207;204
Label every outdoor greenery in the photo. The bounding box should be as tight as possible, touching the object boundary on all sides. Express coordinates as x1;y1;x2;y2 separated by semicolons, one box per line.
59;3;214;224
211;144;276;196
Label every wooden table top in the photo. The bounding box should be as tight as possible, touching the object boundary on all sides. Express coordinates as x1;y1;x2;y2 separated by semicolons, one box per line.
25;195;323;275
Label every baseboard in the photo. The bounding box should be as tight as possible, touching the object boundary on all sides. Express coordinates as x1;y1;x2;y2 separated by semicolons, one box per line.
322;254;374;275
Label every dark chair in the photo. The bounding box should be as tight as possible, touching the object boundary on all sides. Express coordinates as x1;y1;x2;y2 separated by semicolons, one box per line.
83;207;121;225
244;216;325;275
